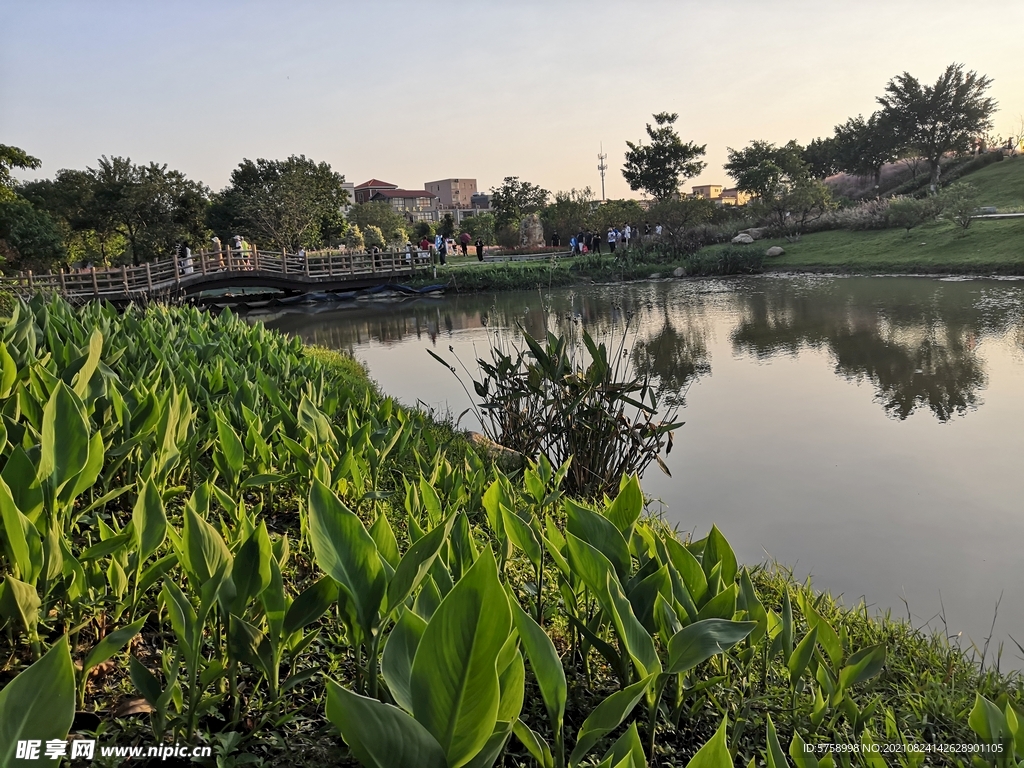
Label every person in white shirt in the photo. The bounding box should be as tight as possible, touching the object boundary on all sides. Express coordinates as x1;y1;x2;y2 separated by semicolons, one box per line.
623;224;632;249
655;223;663;236
607;226;617;254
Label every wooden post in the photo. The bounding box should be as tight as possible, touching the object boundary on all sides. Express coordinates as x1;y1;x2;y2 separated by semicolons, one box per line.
304;251;310;277
200;251;208;275
328;252;334;277
254;246;260;271
27;271;33;289
59;269;67;292
282;249;288;275
122;266;130;294
173;254;181;283
91;268;99;297
146;262;153;292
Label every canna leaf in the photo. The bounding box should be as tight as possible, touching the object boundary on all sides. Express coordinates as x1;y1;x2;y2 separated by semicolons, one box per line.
370;512;401;570
667;618;756;675
82;614;149;685
410;548;511;768
181;503;232;587
565;499;630;581
325;679;447;768
307;478;386;637
701;525;737;587
510;598;566;735
0;636;76;768
132;478;167;563
602;721;645;768
788;626;818;683
0;576;41;638
569;674;654;767
501;505;542;569
686;717;731;768
765;715;788;768
283;577;338;636
386;513;455;614
605;475;643;537
838;644;886;691
381;607;428;713
37;381;91;496
0;478;42;583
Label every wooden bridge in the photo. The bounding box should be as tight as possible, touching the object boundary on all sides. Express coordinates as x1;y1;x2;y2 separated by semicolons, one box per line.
0;246;437;303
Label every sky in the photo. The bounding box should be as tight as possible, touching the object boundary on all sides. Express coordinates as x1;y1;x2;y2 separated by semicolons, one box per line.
2;0;1023;200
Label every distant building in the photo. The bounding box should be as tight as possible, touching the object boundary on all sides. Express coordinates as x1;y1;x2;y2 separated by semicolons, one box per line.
470;193;491;209
425;178;478;208
355;179;398;204
341;182;356;213
691;184;750;206
691;184;724;200
369;189;438;222
719;188;751;206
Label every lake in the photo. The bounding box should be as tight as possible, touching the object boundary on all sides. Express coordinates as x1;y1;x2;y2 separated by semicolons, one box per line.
248;275;1024;666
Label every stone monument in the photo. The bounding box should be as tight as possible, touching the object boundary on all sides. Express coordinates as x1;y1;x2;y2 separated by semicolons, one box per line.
519;213;545;249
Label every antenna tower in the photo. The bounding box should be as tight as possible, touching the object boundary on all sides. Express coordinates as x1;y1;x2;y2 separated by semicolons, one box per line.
597;143;607;201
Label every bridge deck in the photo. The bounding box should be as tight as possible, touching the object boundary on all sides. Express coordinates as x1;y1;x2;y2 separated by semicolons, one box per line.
0;247;435;302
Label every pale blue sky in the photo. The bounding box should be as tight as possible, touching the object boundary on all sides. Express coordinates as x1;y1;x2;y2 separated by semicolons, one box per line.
3;1;1022;199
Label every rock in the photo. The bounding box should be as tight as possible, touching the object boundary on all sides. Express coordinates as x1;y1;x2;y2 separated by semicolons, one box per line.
465;431;525;471
739;227;767;240
648;273;661;279
518;213;545;248
672;267;685;277
731;233;755;245
765;246;785;257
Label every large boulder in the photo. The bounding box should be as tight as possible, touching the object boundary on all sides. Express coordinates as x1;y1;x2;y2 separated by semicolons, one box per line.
766;246;785;257
519;213;545;249
738;227;767;240
731;233;755;245
672;267;685;277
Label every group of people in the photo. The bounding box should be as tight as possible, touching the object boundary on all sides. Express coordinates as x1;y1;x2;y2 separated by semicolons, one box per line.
414;233;486;264
560;222;663;256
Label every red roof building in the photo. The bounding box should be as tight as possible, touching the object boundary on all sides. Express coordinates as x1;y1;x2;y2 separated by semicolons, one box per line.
354;179;398;204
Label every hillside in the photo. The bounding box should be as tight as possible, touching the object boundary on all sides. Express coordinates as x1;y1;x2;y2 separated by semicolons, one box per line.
963;154;1024;211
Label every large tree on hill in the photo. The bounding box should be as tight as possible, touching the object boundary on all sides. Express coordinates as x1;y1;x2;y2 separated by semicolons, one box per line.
212;155;349;251
877;63;997;191
832;112;901;191
489;176;550;232
622;112;706;201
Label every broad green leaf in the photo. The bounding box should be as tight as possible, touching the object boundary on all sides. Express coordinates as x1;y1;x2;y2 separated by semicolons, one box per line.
664;537;707;606
1;447;43;522
215;411;245;475
606;573;661;678
411;549;511;768
789;732;819;768
569;675;653;767
37;381;91;495
766;715;788;768
701;526;737;586
797;593;842;667
513;719;554;768
82;614;149;680
386;514;456;614
79;532;132;562
968;693;1007;744
605;475;643;536
129;655;163;708
0;636;75;768
325;679;447;768
0;577;41;637
181;504;232;586
0;478;42;583
132;478;166;562
382;608;428;713
502;505;542;568
72;329;103;400
602;721;645;768
686;717;731;768
231;522;272;614
566;499;630;580
307;478;386;635
838;644;885;690
788;626;818;683
510;598;566;734
370;512;401;569
667;618;756;675
695;583;737;621
283;577;338;636
0;341;17;398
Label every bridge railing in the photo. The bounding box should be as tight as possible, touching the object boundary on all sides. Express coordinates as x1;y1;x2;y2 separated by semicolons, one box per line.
0;246;433;299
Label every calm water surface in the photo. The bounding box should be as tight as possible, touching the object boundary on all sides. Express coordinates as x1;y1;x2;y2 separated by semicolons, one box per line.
251;275;1024;663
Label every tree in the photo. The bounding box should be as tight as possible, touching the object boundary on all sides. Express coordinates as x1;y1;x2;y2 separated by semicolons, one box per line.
541;187;594;240
461;213;495;245
724;140;807;199
802;136;841;179
438;213;456;239
593;198;646;231
346;201;408;246
0;198;65;272
832;113;900;190
213;155;348;251
0;144;41;201
644;197;716;247
940;182;979;230
877;63;997;190
87;156;210;264
489;176;549;231
362;225;386;250
725;141;834;233
886;196;941;234
622;112;706;201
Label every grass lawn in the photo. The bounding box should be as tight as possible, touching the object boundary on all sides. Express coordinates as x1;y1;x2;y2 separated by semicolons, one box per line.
758;216;1024;273
966;154;1024;212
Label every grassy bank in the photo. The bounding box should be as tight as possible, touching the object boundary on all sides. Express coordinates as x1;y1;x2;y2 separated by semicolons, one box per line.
0;298;1020;768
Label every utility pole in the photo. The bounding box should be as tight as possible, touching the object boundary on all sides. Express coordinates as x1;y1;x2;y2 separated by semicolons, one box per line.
597;143;607;201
